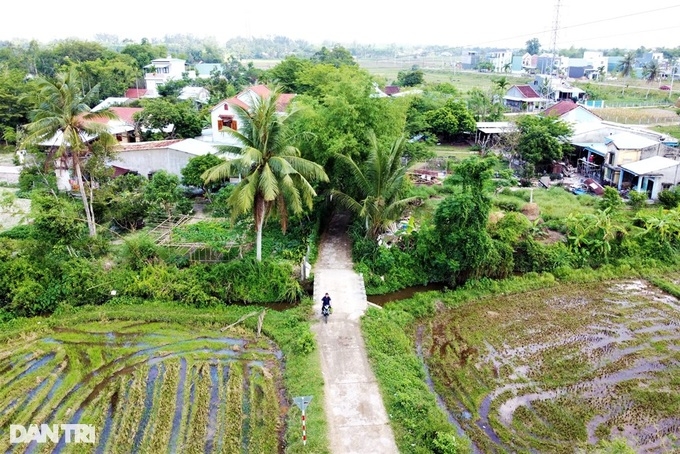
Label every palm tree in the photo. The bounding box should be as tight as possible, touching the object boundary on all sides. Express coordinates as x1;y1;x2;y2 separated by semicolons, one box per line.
331;132;419;239
23;68;116;237
202;89;328;261
492;76;510;92
642;59;660;83
618;52;636;78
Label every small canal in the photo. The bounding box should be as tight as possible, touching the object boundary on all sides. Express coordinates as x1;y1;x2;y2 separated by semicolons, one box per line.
366;282;448;305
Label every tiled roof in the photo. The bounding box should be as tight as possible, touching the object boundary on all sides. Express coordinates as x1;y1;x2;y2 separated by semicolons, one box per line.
80;107;142;127
125;88;147;98
384;85;400;95
110;107;143;125
544;100;579;117
515;85;541;98
249;85;272;97
224;97;250;110
276;93;296;111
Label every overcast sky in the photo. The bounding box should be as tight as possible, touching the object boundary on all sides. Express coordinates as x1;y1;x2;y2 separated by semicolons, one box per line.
3;0;679;51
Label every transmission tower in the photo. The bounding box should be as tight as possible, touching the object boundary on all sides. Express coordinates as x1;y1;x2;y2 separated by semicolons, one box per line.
546;0;562;102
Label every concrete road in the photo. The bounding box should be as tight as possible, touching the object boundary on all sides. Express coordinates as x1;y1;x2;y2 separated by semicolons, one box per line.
311;213;399;454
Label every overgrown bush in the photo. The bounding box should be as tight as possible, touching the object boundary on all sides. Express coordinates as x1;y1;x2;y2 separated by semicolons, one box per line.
656;187;680;209
627;190;647;211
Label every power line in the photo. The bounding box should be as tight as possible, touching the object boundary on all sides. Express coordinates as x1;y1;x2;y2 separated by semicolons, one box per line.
459;4;680;48
555;24;680;47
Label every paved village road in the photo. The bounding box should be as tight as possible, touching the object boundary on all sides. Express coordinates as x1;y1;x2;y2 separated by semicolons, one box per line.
311;212;399;454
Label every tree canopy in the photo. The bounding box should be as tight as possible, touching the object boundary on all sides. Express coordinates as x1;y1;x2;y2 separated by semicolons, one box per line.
515;115;572;166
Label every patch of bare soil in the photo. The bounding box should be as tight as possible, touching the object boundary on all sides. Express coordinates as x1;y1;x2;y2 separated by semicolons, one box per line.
0;188;30;231
538;229;566;245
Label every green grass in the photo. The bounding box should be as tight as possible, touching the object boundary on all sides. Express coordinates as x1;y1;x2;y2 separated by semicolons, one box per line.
0;299;329;453
652;124;680;140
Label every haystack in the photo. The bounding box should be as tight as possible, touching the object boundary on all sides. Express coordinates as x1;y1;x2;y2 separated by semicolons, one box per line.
522;202;540;221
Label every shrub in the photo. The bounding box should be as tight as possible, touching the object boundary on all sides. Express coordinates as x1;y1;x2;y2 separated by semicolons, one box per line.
627;190;648;211
657;188;680;209
598;186;623;212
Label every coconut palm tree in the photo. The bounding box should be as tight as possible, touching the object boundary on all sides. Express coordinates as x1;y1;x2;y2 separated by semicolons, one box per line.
22;68;116;237
642;59;660;83
618;52;636;78
202;89;328;261
331;132;419;239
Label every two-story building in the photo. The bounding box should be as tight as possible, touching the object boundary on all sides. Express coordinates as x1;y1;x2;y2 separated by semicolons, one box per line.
144;56;187;97
487;50;513;73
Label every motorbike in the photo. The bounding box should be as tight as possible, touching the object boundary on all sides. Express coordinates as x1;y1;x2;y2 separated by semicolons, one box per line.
321;305;331;324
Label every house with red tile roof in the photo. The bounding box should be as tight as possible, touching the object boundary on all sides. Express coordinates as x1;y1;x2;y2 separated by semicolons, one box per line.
543;100;601;125
209;85;296;145
503;85;548;112
125;88;147;99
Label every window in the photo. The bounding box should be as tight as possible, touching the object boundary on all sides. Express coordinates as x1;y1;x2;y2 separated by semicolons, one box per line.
218;116;237;131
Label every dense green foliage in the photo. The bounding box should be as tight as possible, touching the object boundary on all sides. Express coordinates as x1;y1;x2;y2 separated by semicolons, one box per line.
515;115;573;167
332;133;418;239
134;98;204;139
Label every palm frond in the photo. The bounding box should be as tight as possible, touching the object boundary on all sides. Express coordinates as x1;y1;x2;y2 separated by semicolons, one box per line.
258;163;279;201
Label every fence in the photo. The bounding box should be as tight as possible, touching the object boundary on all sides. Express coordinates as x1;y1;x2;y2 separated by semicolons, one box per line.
583;100;674;109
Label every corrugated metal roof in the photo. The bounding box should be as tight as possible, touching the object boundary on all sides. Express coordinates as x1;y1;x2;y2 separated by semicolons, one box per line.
620;156;680;175
605;132;659;150
168;138;222;156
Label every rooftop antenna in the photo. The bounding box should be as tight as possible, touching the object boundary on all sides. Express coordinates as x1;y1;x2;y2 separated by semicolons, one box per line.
547;0;561;103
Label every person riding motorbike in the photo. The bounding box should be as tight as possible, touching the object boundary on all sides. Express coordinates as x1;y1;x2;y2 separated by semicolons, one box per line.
321;292;332;323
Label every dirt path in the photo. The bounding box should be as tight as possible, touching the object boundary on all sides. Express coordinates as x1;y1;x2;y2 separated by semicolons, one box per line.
311;212;398;453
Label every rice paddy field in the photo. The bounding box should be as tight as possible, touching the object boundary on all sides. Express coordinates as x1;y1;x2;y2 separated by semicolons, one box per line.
0;302;326;454
420;277;680;453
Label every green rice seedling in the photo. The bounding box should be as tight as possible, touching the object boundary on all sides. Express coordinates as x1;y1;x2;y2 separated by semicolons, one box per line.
109;366;148;454
175;362;198;453
247;366;279;453
145;359;180;453
184;362;211;454
221;362;244;454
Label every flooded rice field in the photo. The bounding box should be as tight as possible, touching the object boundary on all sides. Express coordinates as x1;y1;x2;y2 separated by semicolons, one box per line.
419;279;680;453
0;320;285;453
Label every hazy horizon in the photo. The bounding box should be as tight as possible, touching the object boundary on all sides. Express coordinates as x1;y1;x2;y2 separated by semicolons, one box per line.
4;1;679;51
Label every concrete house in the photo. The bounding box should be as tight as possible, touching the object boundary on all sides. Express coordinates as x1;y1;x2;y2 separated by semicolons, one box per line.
108;138;236;179
602;132;668;193
144;57;187;97
503;85;548;112
209;85;295;145
543;100;602;125
487;50;513;73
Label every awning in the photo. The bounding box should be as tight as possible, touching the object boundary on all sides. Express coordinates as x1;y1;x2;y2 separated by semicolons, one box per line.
620;156;680;176
573;142;608;157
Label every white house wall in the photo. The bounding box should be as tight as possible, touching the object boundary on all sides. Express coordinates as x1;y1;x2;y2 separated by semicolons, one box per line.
109;148;195;178
210;105;246;146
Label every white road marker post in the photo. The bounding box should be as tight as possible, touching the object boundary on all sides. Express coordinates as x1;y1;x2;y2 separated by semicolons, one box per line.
293;396;313;446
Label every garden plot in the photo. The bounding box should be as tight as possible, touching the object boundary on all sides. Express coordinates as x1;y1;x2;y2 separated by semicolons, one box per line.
0;320;284;453
421;279;680;453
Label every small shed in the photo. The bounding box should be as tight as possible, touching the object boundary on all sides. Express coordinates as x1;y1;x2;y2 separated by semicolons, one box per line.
618;156;680;199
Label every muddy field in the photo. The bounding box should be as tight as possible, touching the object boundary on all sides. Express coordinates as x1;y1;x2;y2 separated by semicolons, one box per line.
0;320;285;453
421;279;680;453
